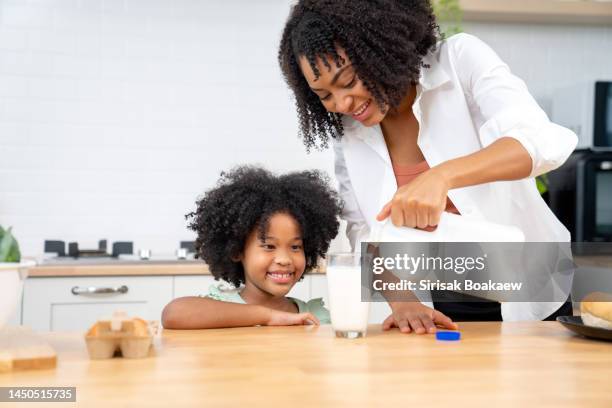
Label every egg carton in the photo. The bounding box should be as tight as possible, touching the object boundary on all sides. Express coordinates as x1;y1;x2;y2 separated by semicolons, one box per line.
85;311;159;359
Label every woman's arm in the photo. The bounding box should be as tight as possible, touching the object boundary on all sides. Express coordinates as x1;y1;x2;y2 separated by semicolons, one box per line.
377;137;532;227
378;34;577;228
161;296;319;329
436;136;531;189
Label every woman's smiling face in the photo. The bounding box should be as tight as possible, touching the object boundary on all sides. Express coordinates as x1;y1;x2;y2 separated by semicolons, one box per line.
298;48;387;127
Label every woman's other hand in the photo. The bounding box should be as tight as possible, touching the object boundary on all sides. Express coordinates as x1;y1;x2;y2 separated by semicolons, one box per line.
376;167;450;229
383;302;458;334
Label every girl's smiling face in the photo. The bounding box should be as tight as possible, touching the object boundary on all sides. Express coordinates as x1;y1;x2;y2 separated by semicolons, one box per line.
240;212;306;298
298;48;387;127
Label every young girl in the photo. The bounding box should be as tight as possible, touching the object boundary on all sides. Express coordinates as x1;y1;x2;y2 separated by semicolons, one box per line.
162;166;343;329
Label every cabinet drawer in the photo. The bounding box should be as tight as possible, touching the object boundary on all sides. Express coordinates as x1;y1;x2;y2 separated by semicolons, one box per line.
22;276;173;331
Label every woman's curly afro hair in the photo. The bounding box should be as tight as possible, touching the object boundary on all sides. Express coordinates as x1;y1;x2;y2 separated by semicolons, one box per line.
187;166;343;287
278;0;439;150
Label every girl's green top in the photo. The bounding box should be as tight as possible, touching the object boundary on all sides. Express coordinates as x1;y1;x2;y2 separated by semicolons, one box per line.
203;281;331;324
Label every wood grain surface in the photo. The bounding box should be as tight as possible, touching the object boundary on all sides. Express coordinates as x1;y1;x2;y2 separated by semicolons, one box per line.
0;322;610;407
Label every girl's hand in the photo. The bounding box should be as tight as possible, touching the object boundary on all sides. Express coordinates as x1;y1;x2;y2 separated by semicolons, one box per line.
376;167;450;229
383;302;458;334
266;310;320;326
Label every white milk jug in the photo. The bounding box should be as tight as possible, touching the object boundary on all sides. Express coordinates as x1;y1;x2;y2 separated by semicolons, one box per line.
367;213;526;302
369;212;525;243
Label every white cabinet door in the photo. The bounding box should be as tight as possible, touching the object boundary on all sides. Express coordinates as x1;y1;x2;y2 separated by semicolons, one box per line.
7;303;21;326
310;274;391;324
310;274;329;305
288;275;310;301
22;276;173;332
173;275;216;298
369;302;392;324
174;275;311;301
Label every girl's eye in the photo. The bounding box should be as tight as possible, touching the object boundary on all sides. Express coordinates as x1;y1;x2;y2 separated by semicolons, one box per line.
261;244;275;250
291;245;303;251
320;93;331;101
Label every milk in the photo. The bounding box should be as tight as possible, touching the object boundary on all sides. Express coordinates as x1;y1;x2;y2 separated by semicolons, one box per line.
326;264;370;336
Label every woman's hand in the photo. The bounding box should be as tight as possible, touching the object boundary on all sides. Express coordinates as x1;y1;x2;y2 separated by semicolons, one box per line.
376;167;450;229
266;310;320;326
383;302;458;334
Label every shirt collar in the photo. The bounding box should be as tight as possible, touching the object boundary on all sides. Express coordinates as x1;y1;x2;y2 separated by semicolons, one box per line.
418;41;451;92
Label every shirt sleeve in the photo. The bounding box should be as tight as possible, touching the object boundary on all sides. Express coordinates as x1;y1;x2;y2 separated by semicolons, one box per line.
304;298;331;325
202;283;227;301
333;139;370;252
449;33;577;178
202;282;244;304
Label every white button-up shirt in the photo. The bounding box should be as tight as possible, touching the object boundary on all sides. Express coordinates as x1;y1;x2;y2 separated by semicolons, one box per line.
333;33;578;321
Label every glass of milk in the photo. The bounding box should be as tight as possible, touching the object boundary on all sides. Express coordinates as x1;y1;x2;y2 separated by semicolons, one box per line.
326;253;370;339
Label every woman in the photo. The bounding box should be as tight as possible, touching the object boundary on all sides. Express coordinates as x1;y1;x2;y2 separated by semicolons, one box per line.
278;0;577;333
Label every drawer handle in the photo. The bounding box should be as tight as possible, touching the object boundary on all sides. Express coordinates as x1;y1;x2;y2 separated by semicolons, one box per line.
71;285;129;295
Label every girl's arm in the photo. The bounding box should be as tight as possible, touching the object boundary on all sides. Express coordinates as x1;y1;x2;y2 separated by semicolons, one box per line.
161;296;319;329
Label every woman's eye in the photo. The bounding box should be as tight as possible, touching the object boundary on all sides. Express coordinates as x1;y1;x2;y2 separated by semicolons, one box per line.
261;244;274;250
320;94;331;101
291;245;303;251
344;76;357;88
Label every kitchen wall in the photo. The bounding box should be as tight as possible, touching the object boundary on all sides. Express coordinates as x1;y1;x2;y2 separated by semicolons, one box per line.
0;0;611;257
463;21;612;113
0;0;342;257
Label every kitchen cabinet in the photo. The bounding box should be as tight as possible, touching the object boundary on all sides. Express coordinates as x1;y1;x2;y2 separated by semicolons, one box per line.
459;0;612;25
172;274;312;299
310;274;329;306
288;275;311;301
19;272;389;332
7;305;20;327
174;274;389;323
22;276;174;331
173;275;216;298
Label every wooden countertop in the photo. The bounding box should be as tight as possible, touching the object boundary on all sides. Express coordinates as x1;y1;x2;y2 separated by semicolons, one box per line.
25;255;609;278
27;261;326;277
1;322;610;407
27;261;211;277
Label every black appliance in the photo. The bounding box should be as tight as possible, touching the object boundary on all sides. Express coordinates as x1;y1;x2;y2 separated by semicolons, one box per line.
548;149;612;243
44;240;133;259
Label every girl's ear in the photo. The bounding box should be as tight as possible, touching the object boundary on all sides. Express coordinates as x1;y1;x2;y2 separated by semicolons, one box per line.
231;253;243;262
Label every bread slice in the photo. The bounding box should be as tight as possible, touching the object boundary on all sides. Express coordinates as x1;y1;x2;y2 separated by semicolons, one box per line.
581;292;612;329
